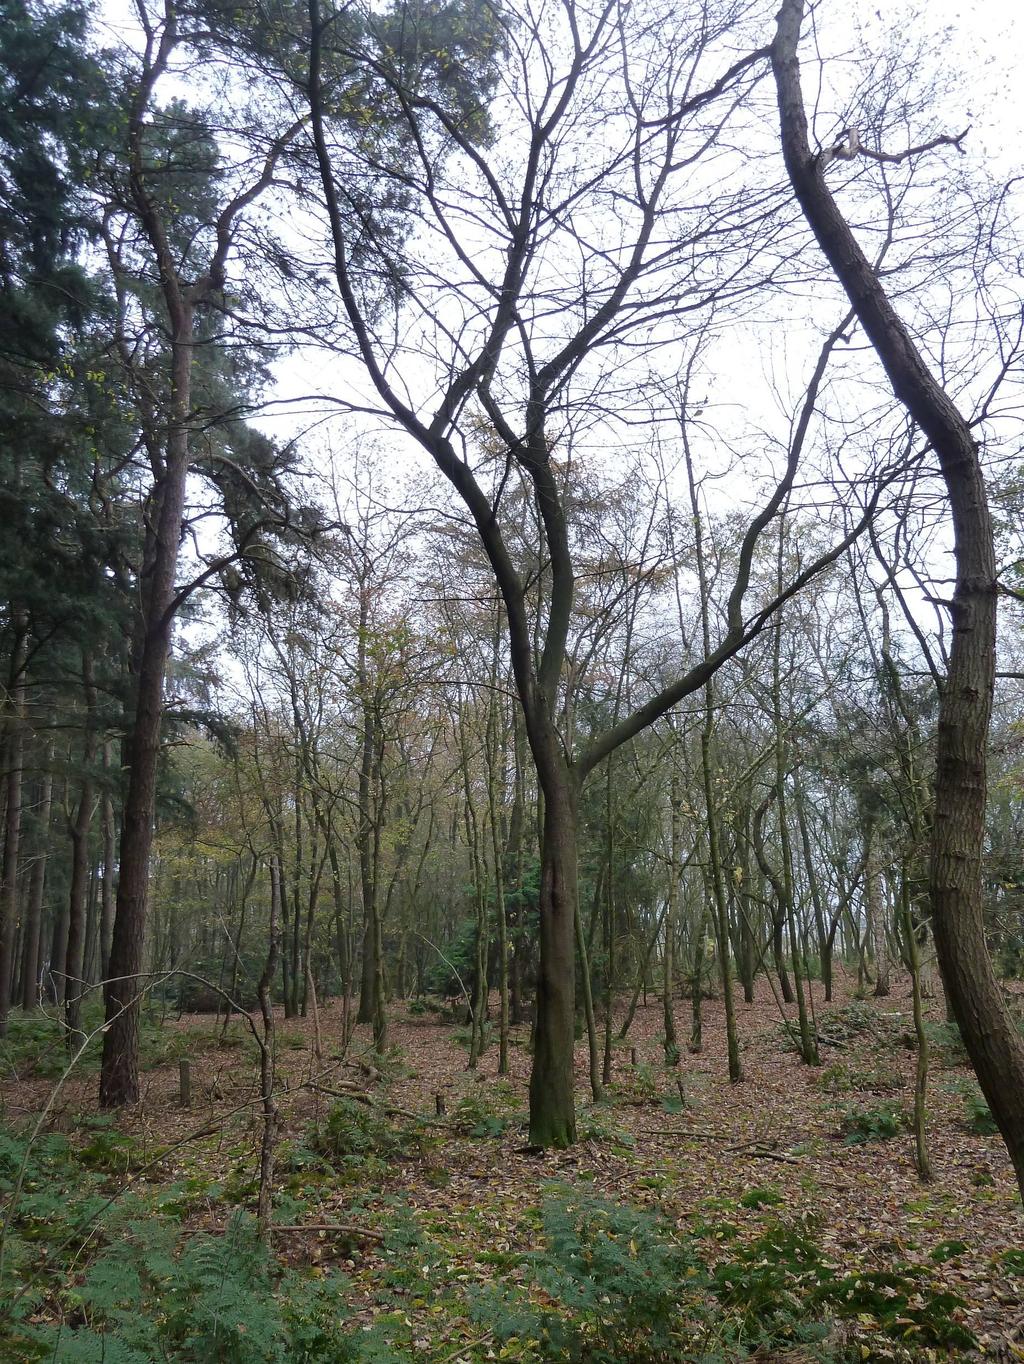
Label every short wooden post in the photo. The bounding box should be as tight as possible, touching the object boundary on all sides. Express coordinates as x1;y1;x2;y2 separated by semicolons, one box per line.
630;1046;638;1066
435;1091;446;1117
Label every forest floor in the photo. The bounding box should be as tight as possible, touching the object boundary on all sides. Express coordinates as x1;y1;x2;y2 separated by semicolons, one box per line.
2;973;1023;1362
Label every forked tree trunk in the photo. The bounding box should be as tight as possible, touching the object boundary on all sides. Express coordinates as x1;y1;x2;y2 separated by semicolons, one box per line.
773;0;1024;1195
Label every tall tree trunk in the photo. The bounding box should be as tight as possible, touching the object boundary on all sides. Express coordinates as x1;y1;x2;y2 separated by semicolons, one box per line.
485;630;511;1077
753;792;795;1004
575;894;602;1100
685;425;741;1080
662;775;681;1065
99;741;116;981
0;614;28;1033
100;305;194;1107
355;585;378;1028
289;754;303;1019
459;701;489;1068
257;853;280;1245
901;876;932;1181
224;855;254;1034
795;786;832;1002
773;0;1024;1194
528;755;578;1149
65;653;96;1046
689;901;707;1053
20;756;53;1011
867;834;891;998
703;724;742;1081
733;804;758;1004
601;756;616;1086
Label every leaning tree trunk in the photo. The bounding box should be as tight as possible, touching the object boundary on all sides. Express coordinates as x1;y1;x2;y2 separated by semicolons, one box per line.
773;0;1024;1195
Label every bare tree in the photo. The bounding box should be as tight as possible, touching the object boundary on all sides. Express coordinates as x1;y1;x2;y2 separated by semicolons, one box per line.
296;0;884;1145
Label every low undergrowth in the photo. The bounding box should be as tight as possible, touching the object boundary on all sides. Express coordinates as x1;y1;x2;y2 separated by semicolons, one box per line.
0;1116;979;1364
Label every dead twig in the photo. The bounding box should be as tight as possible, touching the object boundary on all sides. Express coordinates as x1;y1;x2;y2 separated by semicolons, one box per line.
273;1223;384;1243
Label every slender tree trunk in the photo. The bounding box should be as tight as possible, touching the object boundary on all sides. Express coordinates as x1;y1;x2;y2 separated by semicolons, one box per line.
684;425;741;1080
289;757;303;1018
868;835;891;998
65;654;96;1047
99;740;116;981
689;901;707;1053
733;805;757;1004
901;878;932;1181
662;779;680;1064
371;822;387;1054
485;634;511;1077
575;895;602;1100
224;854;256;1034
777;751;817;1067
64;781;94;1046
20;757;53;1011
355;588;378;1027
300;830;324;1018
796;786;832;1002
257;854;280;1245
769;601;817;1066
83;859;101;986
703;725;742;1081
0;615;28;1033
459;705;489;1068
754;792;795;1004
601;757;616;1086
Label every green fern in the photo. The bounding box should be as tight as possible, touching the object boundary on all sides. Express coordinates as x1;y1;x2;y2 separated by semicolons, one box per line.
22;1212;370;1364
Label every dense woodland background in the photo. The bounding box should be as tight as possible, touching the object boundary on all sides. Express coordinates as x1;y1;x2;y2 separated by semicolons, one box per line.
2;0;1024;1358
